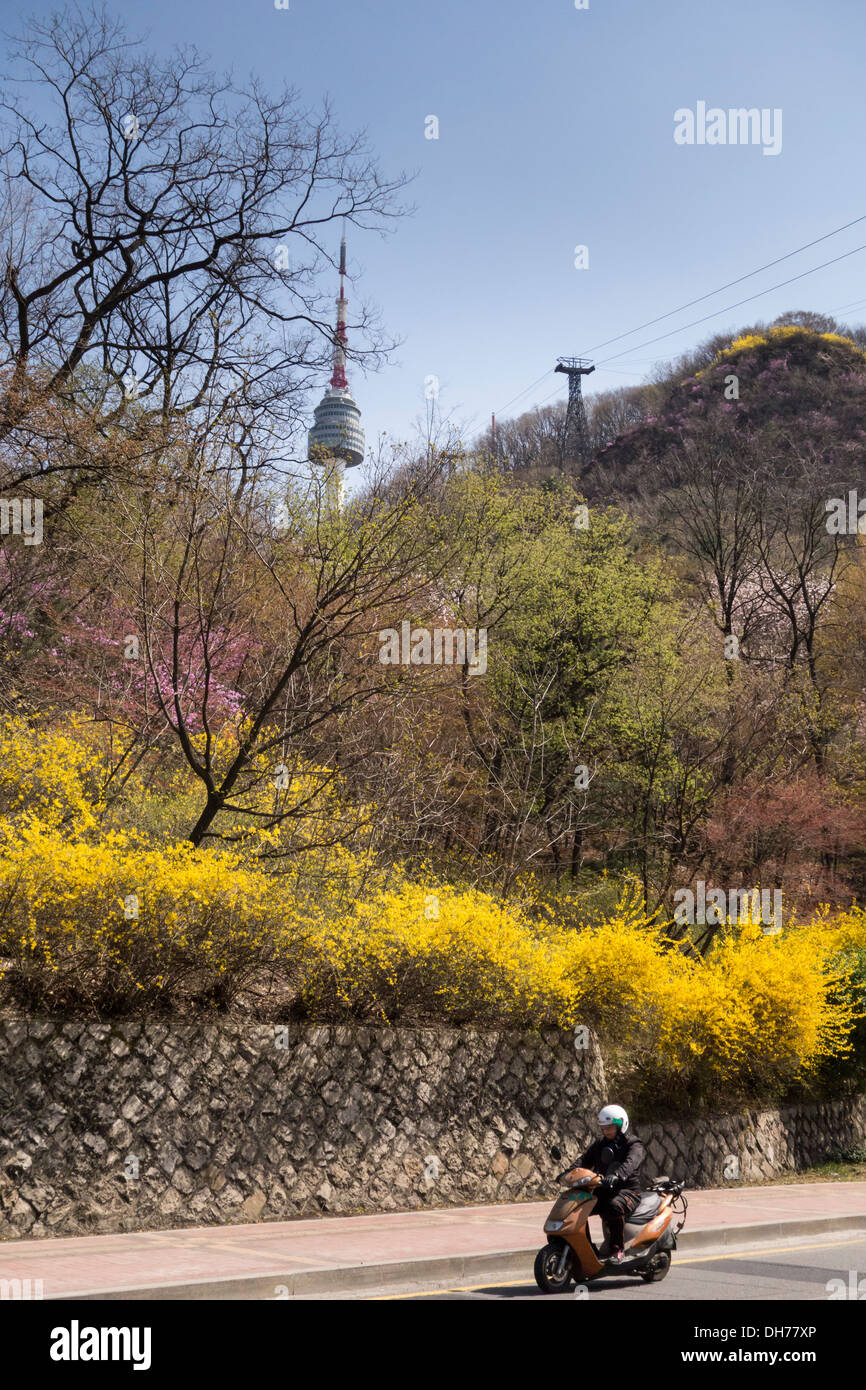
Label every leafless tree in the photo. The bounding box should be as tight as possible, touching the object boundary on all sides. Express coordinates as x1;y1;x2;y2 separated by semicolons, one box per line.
0;3;408;488
658;433;766;659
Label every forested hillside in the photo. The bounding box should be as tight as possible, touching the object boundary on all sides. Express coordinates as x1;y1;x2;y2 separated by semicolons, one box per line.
477;315;866;914
1;6;865;1110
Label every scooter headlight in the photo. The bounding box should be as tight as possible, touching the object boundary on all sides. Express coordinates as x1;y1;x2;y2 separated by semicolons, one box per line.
544;1220;564;1232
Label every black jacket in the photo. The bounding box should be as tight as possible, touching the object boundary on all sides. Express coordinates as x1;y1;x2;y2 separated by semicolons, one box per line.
579;1131;645;1194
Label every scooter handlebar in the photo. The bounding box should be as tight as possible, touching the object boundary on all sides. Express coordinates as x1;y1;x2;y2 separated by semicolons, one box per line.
554;1165;599;1189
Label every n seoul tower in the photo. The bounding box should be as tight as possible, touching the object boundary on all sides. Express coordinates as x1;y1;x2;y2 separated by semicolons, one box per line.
307;229;365;504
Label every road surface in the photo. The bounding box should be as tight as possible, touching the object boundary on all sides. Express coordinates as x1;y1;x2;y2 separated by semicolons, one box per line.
349;1230;866;1300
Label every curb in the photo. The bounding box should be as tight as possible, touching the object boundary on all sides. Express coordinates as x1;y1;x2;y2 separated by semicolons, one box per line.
59;1212;866;1300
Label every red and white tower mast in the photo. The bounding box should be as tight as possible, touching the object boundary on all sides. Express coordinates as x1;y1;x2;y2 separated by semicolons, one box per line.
308;227;366;488
330;231;349;391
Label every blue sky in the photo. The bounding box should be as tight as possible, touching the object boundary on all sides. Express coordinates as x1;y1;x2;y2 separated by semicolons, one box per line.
15;0;866;469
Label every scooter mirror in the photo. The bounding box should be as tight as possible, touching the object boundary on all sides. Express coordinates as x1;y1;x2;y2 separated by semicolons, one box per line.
550;1146;562;1161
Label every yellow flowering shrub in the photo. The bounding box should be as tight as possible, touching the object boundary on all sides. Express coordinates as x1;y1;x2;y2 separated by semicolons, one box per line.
296;882;575;1026
0;819;306;1013
692;325;866;379
725;325;865;357
641;923;860;1107
0;714;105;831
0;716;863;1107
545;906;862;1106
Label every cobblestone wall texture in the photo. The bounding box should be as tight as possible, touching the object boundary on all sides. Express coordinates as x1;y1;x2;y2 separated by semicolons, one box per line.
0;1017;862;1240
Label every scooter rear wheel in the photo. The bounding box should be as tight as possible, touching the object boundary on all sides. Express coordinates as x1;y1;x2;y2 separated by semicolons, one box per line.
639;1251;671;1282
534;1243;574;1294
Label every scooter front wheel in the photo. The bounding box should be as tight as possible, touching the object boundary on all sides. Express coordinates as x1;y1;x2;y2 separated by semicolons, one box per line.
534;1242;574;1294
639;1251;671;1282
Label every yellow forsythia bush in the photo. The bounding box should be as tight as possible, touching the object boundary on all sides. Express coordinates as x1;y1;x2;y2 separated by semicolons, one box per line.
0;820;862;1105
0;716;863;1106
548;904;862;1105
296;883;576;1026
646;923;859;1106
0;819;307;1012
725;325;865;358
0;714;105;831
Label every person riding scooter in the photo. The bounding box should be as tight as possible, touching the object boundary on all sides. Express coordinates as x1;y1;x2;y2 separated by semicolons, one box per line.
578;1104;645;1263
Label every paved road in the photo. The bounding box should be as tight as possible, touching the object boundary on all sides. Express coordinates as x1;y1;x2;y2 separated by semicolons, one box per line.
356;1231;866;1301
3;1182;865;1300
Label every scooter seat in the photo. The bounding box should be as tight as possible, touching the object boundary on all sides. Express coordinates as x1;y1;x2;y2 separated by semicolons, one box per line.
627;1191;662;1224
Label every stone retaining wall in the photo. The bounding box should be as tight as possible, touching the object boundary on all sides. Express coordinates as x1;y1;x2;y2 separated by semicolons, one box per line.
0;1016;862;1240
642;1096;866;1188
0;1017;607;1239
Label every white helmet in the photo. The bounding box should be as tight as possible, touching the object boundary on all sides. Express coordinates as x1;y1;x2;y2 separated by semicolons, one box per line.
598;1104;629;1134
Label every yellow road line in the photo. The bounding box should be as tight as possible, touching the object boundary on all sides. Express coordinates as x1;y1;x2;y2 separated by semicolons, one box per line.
369;1233;866;1299
373;1279;528;1299
676;1233;866;1265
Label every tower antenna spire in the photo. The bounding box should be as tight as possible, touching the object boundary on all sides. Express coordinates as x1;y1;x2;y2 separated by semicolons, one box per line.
330;223;349;392
308;227;366;499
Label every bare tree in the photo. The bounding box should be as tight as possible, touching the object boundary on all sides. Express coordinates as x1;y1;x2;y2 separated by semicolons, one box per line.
0;3;408;482
77;436;496;850
658;433;766;660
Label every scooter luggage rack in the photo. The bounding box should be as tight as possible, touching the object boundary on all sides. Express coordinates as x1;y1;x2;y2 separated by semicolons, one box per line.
650;1175;689;1236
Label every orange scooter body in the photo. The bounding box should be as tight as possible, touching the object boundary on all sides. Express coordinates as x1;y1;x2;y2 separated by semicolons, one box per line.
543;1167;606;1277
627;1195;675;1252
542;1165;676;1279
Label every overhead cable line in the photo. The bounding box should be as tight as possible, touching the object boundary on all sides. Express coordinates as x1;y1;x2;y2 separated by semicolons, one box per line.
493;214;866;420
577;212;866;357
593;240;866;366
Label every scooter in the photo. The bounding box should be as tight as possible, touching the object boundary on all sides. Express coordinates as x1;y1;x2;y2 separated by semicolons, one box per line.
534;1145;688;1293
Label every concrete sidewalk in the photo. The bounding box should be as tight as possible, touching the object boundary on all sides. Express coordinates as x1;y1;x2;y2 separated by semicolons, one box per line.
3;1181;866;1300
